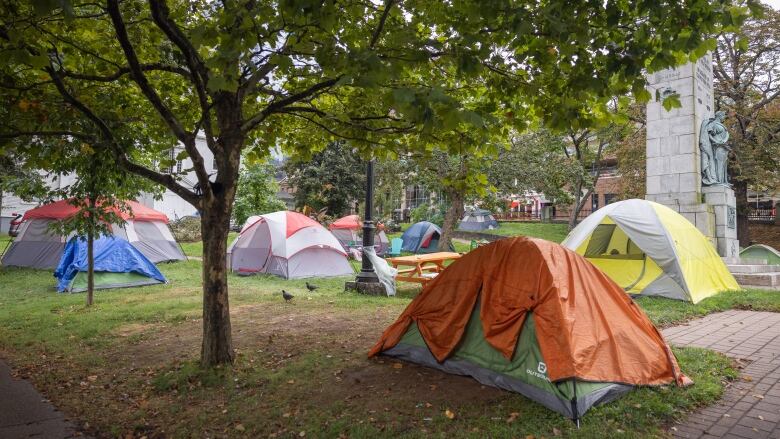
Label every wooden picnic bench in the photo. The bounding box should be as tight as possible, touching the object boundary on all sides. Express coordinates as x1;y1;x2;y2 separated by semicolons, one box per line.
387;252;462;285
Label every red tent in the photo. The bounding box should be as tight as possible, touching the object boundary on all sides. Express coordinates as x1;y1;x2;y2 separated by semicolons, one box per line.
22;199;169;223
329;214;361;230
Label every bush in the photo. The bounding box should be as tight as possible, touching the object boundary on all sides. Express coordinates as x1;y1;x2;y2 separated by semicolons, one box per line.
170;216;201;242
410;203;445;226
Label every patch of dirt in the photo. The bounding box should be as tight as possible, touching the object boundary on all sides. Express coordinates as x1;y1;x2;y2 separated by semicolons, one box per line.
7;299;514;438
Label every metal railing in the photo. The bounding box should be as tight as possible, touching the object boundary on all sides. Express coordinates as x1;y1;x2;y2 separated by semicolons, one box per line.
748;209;776;223
496;209;592;222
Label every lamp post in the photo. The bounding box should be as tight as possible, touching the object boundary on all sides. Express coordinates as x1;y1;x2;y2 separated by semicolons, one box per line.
355;159;379;283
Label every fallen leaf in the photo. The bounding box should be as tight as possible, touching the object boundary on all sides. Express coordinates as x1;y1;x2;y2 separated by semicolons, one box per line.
235;424;245;432
444;409;455;420
87;375;98;382
723;414;731;418
299;431;306;437
392;363;403;369
429;384;437;391
283;412;291;418
506;412;520;423
552;427;561;436
287;379;295;384
425;403;432;408
633;403;642;408
525;435;535;439
743;375;753;382
759;415;764;421
753;394;764;399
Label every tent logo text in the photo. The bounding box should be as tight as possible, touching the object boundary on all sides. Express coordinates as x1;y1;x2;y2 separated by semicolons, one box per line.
526;362;550;382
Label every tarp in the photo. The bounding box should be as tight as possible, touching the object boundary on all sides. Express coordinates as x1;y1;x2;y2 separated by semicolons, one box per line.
562;199;739;303
329;214;362;230
54;236;166;292
23;199;169;223
370;237;688;387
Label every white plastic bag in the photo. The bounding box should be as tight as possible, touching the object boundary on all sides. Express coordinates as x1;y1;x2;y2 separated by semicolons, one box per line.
363;246;398;297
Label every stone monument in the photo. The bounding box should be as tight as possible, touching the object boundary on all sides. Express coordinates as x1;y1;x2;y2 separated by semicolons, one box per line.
645;53;738;257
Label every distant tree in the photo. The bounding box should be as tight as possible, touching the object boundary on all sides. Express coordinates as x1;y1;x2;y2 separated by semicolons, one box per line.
284;142;365;218
0;152;46;222
232;162;286;226
614;104;647;200
47;146;150;306
714;5;780;245
373;159;409;221
487;130;578;205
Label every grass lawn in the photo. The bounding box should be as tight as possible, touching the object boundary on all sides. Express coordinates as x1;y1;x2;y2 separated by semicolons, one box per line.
483;222;570;243
1;258;777;438
179;232;239;257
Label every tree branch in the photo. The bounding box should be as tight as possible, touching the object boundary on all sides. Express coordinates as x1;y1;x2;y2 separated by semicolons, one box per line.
107;0;191;144
47;63;200;207
369;0;396;49
241;77;340;133
106;0;212;194
62;63;192;82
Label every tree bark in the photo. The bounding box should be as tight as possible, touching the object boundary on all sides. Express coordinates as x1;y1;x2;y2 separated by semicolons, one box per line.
734;179;750;247
200;198;235;366
438;188;464;251
87;230;94;306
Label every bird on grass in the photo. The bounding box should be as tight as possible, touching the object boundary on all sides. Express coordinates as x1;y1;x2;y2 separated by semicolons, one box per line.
282;290;294;302
305;282;319;292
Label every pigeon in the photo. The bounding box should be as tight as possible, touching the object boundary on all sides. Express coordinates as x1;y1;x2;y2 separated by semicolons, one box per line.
305;282;319;292
282;290;294;302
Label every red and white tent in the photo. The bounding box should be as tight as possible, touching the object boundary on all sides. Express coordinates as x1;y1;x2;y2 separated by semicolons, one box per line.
228;211;353;279
1;199;185;269
328;214;390;255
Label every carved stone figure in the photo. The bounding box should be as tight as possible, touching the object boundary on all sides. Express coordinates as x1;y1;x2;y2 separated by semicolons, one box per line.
699;111;730;186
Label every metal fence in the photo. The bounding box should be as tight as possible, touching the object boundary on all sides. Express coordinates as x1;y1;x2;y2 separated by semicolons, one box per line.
495;209;592;223
748;208;776;223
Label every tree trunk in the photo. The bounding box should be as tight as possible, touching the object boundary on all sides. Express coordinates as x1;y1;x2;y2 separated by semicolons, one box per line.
86;231;94;306
438;189;464;251
199;196;235;367
86;196;96;306
734;179;750;247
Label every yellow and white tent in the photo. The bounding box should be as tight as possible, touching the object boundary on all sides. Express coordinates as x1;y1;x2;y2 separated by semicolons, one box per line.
562;199;739;303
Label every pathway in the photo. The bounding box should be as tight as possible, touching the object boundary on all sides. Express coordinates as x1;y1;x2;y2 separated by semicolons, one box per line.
0;359;85;438
662;310;780;439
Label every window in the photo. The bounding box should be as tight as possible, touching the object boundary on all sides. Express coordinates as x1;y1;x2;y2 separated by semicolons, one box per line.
176;158;183;174
604;193;618;205
591;195;599;211
167;148;175;174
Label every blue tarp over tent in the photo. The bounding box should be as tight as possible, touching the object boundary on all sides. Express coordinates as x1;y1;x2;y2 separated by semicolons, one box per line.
55;236;166;292
401;221;450;253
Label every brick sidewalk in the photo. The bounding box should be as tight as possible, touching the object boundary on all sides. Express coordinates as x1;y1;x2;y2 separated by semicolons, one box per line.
661;310;780;439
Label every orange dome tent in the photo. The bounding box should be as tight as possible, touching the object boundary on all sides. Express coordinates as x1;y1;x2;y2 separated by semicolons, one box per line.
369;237;690;419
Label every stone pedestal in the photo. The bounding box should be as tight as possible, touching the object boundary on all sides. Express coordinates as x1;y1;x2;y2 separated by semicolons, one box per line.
645;53;737;257
344;281;386;296
702;186;739;258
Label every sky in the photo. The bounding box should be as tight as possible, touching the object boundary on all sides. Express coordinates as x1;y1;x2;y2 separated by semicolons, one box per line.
764;0;780;9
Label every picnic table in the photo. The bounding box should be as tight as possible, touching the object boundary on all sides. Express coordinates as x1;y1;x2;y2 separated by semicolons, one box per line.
387;252;462;285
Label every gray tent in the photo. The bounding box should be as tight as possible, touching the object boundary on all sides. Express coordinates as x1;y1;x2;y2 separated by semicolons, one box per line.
1;199;185;269
459;209;499;231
